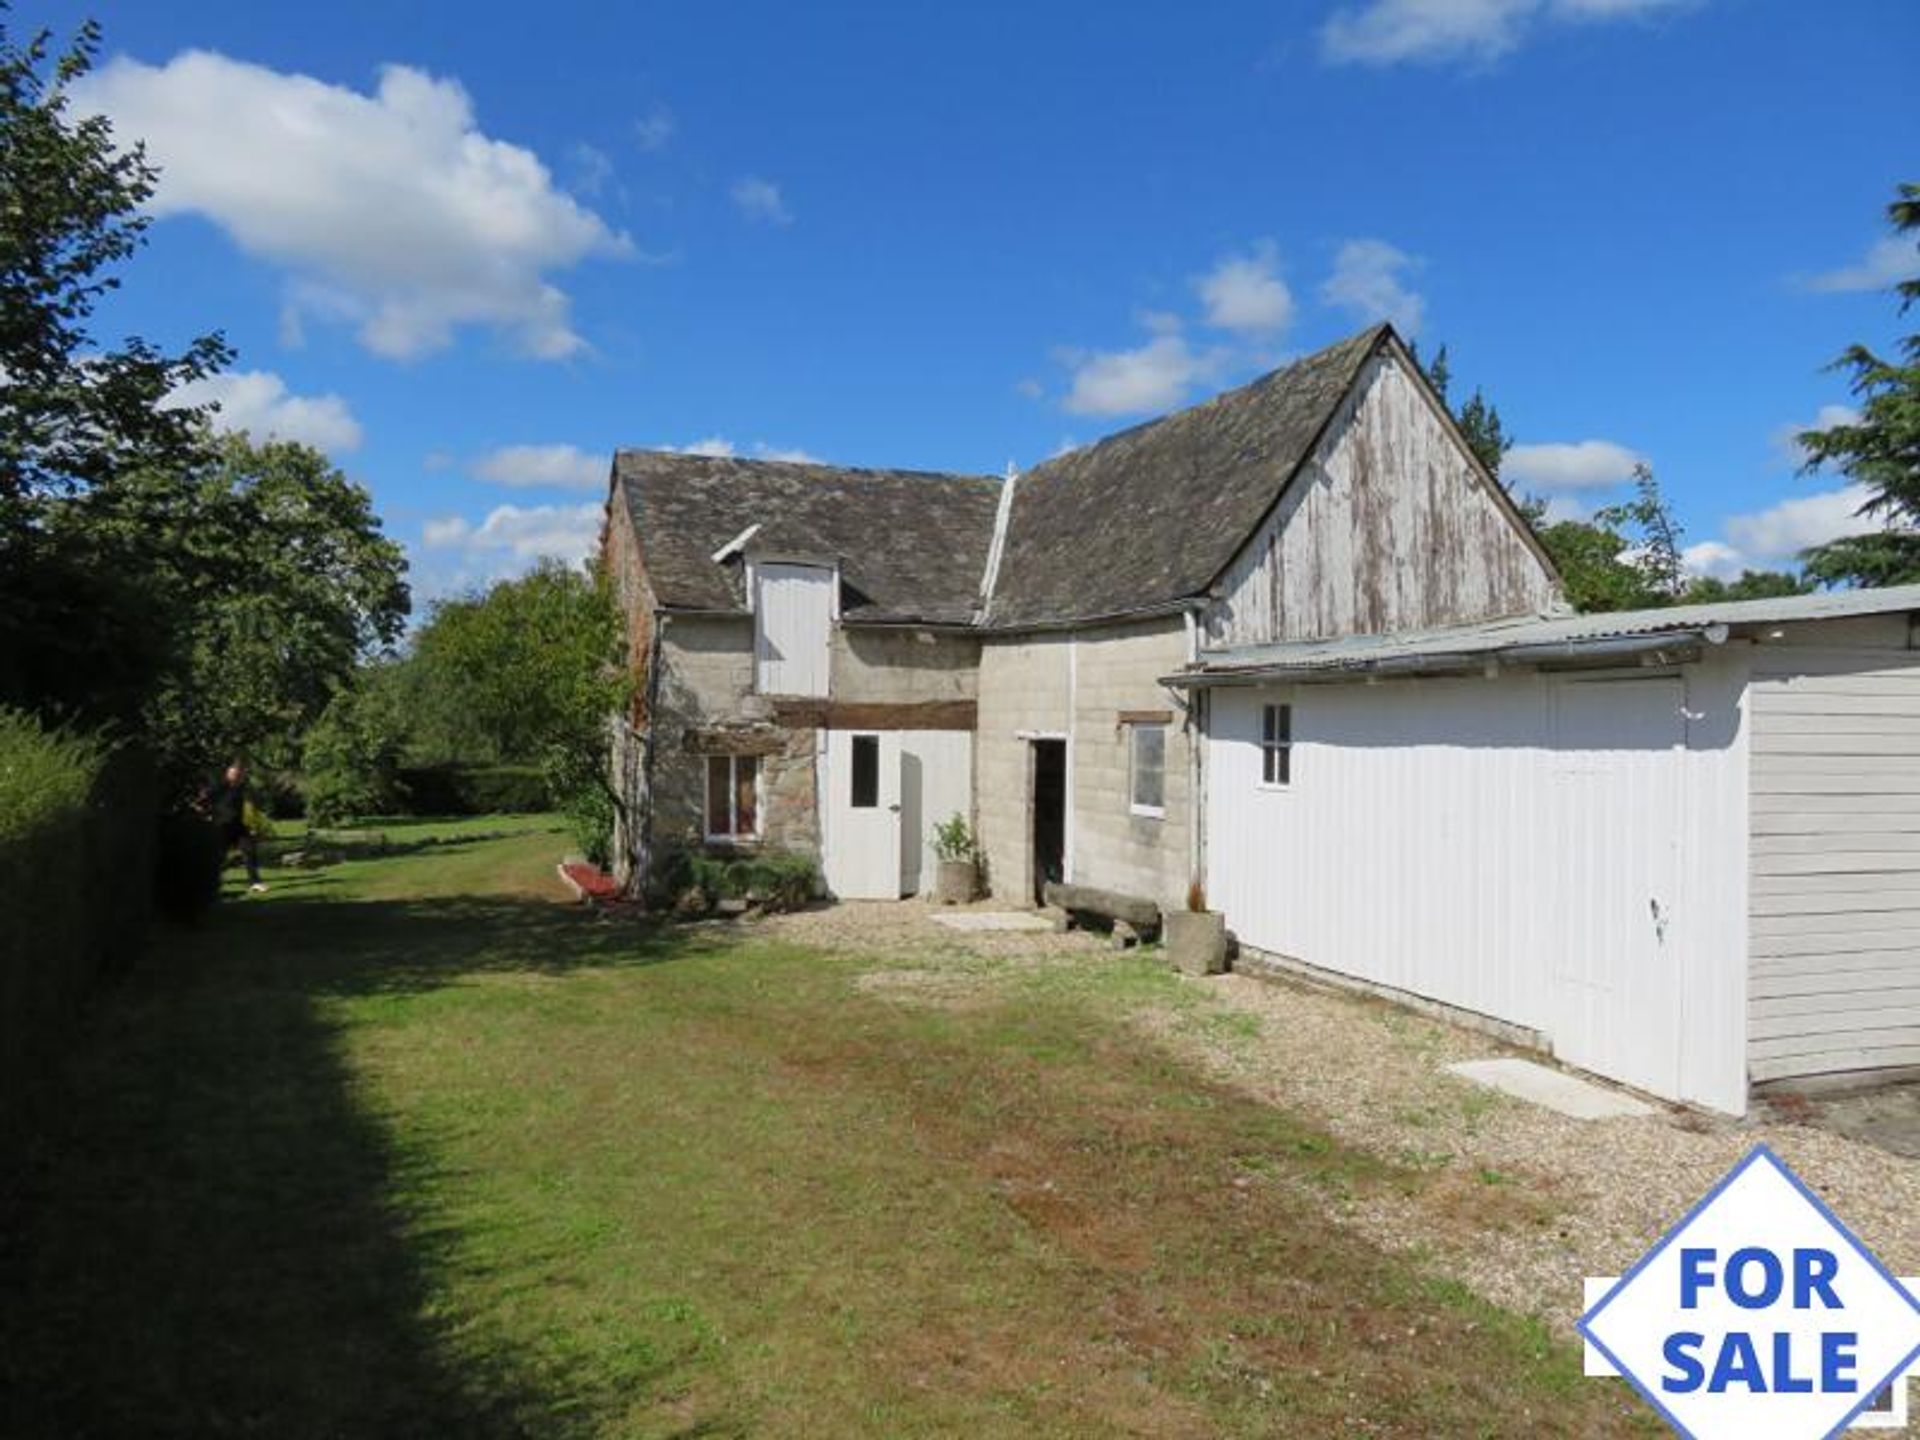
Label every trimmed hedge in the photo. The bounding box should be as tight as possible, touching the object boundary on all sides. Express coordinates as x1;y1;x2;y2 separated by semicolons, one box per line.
395;764;551;816
0;711;160;1097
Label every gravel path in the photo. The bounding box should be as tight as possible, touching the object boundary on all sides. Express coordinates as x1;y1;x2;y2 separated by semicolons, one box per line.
748;900;1920;1340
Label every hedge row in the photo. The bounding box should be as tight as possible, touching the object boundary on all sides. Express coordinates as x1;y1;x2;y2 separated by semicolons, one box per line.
392;764;552;816
0;715;146;1098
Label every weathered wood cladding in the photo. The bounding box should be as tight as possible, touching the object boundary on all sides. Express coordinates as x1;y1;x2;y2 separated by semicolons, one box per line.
1203;351;1557;648
1748;642;1920;1083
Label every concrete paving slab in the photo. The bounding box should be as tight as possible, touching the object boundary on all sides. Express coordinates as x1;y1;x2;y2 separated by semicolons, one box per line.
930;912;1056;932
1445;1058;1655;1121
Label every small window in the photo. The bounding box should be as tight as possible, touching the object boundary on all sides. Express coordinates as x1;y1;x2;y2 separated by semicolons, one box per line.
705;755;760;839
850;734;880;809
1261;703;1292;787
1130;723;1166;817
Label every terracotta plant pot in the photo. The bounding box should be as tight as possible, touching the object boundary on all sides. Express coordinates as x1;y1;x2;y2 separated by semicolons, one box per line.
933;858;978;905
1165;909;1228;976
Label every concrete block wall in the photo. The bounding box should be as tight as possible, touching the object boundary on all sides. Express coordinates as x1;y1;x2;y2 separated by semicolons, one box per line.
975;634;1071;902
975;616;1194;910
1068;617;1194;910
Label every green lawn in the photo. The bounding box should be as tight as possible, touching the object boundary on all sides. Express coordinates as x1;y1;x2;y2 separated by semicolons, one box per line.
0;816;1647;1437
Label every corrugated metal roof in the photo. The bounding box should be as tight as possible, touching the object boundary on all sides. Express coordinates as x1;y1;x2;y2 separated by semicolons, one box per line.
1170;584;1920;685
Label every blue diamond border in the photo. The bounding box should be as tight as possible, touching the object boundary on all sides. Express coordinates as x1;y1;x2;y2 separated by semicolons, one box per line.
1577;1143;1920;1440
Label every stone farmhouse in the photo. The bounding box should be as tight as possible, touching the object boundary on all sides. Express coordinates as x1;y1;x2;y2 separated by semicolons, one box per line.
601;321;1920;1116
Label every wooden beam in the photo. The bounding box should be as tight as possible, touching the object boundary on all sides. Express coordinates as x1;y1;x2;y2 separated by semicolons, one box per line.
1116;708;1174;727
771;699;978;731
681;726;786;757
1043;881;1163;933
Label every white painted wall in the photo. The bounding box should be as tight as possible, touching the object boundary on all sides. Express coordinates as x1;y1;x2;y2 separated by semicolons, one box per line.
752;562;833;697
1206;656;1750;1113
1749;643;1920;1083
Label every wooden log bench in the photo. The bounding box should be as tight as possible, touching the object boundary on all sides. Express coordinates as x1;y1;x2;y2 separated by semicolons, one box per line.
1042;881;1163;945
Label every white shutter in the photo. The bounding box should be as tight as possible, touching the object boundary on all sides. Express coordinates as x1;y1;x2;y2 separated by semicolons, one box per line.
753;563;833;696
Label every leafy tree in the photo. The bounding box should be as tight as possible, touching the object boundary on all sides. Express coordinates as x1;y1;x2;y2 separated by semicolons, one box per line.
0;18;230;719
1524;467;1704;613
408;561;629;859
1594;463;1686;600
302;664;411;824
1680;569;1813;604
1798;182;1920;586
60;435;410;786
1531;516;1667;613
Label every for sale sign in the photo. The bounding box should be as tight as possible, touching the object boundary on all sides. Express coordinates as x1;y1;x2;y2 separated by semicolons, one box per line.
1580;1146;1920;1439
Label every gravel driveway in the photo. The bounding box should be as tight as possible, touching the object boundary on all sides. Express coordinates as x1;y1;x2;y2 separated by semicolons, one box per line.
752;899;1920;1341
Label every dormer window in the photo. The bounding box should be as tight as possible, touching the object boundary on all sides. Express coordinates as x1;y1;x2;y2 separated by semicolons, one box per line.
751;560;834;697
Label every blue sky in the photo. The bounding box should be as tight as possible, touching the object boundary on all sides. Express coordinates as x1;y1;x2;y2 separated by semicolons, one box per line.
36;0;1919;601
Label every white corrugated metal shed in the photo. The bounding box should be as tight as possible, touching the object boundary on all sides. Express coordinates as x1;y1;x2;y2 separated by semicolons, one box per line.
1170;584;1920;684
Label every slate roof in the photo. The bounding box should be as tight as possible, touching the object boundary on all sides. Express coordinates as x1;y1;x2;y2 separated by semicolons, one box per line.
613;451;1002;624
984;325;1389;630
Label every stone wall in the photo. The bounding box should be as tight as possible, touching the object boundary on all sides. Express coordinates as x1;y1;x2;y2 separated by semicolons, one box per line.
650;614;820;863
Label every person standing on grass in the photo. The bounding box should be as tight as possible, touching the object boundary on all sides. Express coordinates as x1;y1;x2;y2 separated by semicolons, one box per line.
212;759;266;893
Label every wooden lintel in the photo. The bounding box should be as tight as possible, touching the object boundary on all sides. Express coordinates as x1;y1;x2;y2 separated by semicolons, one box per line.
681;727;786;757
771;699;978;732
1116;708;1174;727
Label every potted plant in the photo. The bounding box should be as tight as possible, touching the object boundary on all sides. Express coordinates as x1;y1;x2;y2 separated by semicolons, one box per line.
930;813;979;904
1165;879;1228;976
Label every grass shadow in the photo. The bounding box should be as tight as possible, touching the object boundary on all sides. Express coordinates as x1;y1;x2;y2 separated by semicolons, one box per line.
0;883;703;1437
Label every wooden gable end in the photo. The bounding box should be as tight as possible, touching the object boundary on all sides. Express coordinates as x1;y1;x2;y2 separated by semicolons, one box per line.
1202;345;1558;648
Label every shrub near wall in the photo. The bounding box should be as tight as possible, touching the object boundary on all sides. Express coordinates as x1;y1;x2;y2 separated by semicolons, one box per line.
0;711;157;1098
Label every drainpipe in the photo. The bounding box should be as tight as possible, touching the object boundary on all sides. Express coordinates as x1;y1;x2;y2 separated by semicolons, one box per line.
1184;607;1206;908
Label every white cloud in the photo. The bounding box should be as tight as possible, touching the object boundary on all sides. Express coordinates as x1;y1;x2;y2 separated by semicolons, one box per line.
1723;485;1875;564
570;142;614;197
1804;235;1920;294
1770;404;1859;469
471;443;605;490
731;175;792;225
1503;438;1645;493
74;51;631;359
1060;329;1219;417
1198;242;1295;336
1320;0;1692;67
1320;239;1425;334
1682;483;1886;579
166;369;363;452
634;103;676;152
655;437;821;463
420;501;601;568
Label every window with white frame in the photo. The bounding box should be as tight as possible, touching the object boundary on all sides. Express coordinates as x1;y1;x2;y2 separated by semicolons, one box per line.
705;755;760;840
1129;723;1166;817
1260;703;1292;787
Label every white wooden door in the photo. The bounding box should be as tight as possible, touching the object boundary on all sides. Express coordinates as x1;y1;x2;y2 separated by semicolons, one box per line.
1549;678;1685;1098
823;730;903;899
